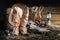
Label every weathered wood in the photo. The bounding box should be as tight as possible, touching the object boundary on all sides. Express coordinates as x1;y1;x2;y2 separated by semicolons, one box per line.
29;7;60;25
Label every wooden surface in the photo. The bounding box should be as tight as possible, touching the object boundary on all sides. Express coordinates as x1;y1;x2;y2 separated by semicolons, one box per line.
29;7;60;25
42;7;60;26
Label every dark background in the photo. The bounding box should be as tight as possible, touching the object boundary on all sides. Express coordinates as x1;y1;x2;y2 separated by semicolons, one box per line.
0;0;60;30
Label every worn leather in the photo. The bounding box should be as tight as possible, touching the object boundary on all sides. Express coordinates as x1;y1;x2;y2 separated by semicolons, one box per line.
9;6;29;35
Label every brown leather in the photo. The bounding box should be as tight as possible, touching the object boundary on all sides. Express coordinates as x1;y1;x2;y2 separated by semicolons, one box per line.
8;3;29;35
12;7;20;35
20;7;29;35
9;5;29;35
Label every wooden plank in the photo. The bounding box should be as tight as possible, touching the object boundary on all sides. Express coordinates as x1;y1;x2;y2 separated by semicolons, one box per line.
52;21;60;26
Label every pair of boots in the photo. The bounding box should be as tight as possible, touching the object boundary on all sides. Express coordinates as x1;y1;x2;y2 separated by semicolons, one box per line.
8;6;29;36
